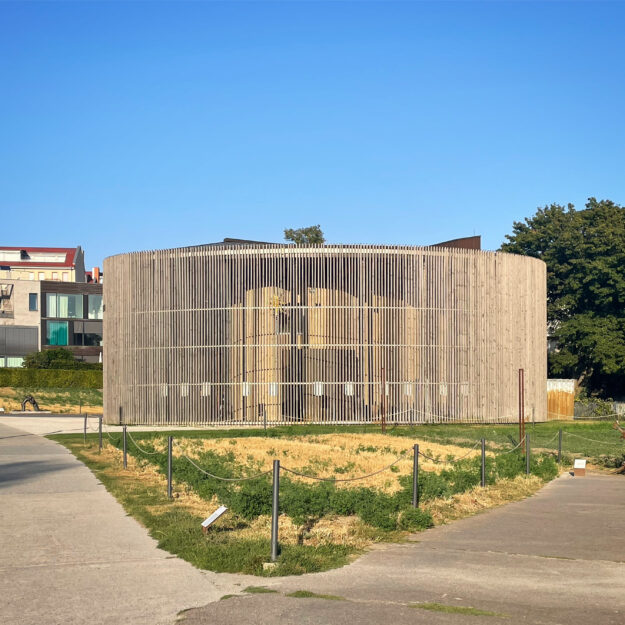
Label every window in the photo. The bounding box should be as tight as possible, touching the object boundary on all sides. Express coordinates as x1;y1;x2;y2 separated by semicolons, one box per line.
28;293;38;311
38;272;45;280
47;321;68;346
88;294;103;319
29;272;35;280
46;293;83;318
73;321;102;346
0;356;24;368
62;272;69;281
52;272;58;280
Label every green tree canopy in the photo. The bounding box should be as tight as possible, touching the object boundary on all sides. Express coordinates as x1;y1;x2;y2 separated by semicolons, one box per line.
284;225;325;245
501;198;625;397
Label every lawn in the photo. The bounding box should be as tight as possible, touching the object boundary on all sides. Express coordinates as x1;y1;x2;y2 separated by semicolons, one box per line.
47;420;611;576
0;386;102;414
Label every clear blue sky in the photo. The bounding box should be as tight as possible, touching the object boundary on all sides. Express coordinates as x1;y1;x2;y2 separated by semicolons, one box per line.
1;1;624;269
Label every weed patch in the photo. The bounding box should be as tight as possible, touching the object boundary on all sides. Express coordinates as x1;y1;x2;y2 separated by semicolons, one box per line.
410;602;505;616
286;590;345;600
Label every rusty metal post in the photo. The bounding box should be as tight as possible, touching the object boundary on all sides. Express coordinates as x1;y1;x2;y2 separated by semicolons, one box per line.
519;369;525;451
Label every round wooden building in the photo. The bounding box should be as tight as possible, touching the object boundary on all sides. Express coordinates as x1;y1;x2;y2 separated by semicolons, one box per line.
103;242;546;425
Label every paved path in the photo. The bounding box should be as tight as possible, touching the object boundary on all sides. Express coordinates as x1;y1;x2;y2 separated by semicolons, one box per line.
0;422;246;625
182;473;625;625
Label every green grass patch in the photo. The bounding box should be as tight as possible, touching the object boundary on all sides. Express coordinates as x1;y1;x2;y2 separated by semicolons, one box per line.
219;594;237;601
244;586;279;594
286;590;345;600
411;602;505;616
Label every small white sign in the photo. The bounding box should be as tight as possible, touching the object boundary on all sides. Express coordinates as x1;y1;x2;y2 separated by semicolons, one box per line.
574;459;587;469
201;505;228;531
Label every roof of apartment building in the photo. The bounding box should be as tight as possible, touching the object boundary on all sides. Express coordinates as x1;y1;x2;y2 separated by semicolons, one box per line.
0;246;82;268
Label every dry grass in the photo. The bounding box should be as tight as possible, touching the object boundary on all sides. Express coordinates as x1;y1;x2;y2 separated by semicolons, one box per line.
176;433;488;493
424;475;544;525
83;438;548;558
0;386;102;414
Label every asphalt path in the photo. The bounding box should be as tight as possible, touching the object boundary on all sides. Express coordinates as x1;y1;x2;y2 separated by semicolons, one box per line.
181;473;625;625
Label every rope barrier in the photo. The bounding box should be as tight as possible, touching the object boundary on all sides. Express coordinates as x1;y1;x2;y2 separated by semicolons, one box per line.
494;439;524;455
418;440;482;464
182;455;274;482
127;430;163;456
281;453;407;482
563;431;624;446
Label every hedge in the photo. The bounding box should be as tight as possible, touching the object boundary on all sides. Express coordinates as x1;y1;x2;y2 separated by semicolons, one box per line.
0;368;102;389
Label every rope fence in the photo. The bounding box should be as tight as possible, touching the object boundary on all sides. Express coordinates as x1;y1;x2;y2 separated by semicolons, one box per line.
77;422;625;564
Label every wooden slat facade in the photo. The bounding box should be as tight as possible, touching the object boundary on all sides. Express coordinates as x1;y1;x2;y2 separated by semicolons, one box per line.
103;244;547;425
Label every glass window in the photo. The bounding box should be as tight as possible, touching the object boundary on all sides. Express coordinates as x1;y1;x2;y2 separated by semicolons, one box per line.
29;293;38;311
52;272;58;280
38;272;45;280
46;293;83;318
47;321;68;346
6;357;23;367
88;295;103;319
73;321;102;346
46;293;57;317
29;272;35;280
62;272;69;281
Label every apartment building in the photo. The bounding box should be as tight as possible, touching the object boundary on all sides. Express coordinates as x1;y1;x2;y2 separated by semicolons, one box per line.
0;246;86;282
0;246;103;367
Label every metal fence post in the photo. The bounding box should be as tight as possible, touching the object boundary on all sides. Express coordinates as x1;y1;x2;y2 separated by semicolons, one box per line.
558;428;562;464
119;406;123;425
83;415;87;445
481;438;486;487
412;444;419;507
123;426;127;469
525;433;530;475
99;416;103;452
167;436;173;499
271;459;280;561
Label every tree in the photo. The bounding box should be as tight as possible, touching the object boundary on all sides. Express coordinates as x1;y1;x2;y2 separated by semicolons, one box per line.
501;198;625;396
284;225;325;245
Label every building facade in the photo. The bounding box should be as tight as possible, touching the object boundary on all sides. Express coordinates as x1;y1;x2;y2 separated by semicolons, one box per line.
0;246;104;366
0;246;86;282
104;242;546;425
